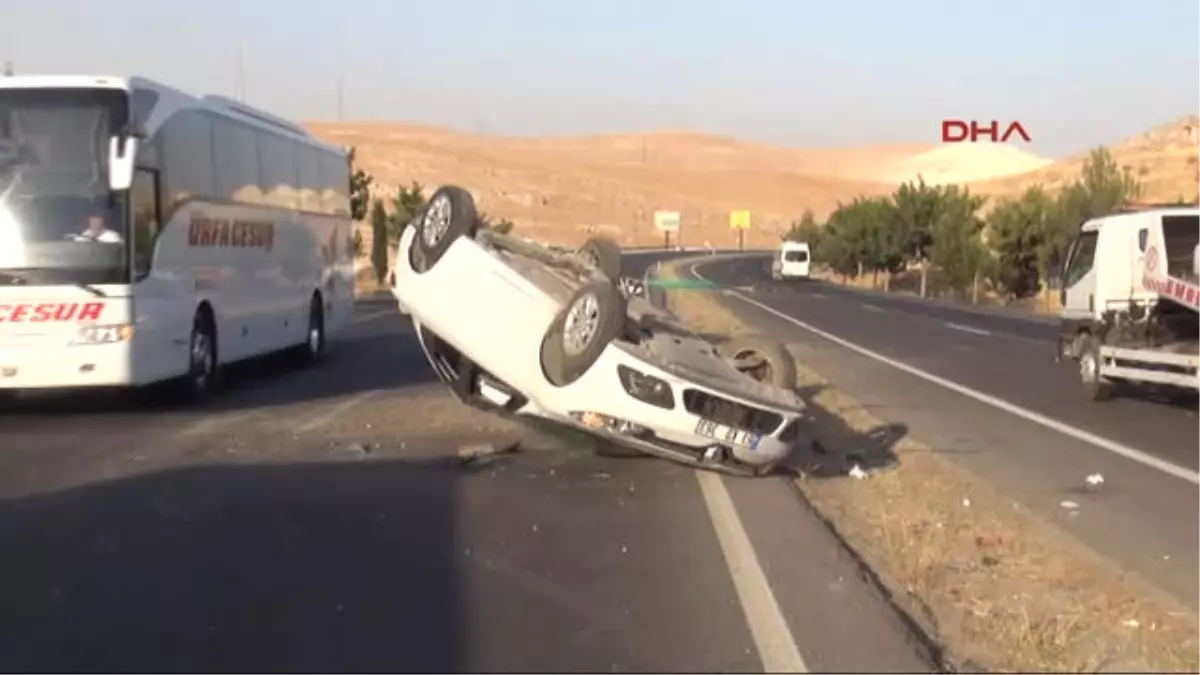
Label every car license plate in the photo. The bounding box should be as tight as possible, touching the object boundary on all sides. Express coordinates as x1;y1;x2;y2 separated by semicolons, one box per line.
694;418;761;449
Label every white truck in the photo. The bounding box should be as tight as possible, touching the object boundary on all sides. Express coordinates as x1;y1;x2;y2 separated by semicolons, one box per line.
0;75;355;399
1056;205;1199;401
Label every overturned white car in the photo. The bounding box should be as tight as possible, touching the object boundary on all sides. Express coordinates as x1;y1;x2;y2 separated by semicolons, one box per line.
391;185;806;476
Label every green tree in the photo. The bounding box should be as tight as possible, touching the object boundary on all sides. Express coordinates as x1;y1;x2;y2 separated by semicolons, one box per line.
822;197;893;280
389;181;427;242
347;146;373;222
478;212;515;235
891;177;943;296
369;198;389;283
986;185;1052;299
927;185;988;295
783;209;822;251
1042;147;1144;278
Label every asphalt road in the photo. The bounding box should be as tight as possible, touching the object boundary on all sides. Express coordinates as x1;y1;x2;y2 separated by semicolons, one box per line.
0;251;933;673
690;253;1199;609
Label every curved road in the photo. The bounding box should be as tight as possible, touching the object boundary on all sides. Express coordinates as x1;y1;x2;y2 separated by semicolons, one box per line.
691;253;1199;609
0;251;934;673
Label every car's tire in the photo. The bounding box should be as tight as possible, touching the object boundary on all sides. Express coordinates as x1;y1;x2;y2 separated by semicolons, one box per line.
1078;334;1115;401
177;310;219;400
293;293;326;365
541;280;626;387
410;185;478;273
578;236;622;279
719;335;798;391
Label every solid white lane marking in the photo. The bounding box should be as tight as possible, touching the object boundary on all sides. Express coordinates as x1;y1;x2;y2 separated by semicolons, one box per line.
688;262;1200;486
945;322;992;336
295;390;379;434
354;308;394;324
696;471;809;673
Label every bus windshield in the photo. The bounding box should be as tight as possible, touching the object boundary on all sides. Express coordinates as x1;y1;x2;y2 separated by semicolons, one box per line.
0;87;130;285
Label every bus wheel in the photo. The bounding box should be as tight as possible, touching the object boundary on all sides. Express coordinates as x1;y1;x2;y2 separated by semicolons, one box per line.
183;313;218;399
298;295;326;364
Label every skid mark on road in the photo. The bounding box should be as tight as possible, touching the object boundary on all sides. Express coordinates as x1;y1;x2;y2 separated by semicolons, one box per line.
294;390;380;434
697;471;808;673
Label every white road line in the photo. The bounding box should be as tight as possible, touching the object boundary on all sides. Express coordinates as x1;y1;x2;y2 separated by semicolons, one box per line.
354;308;395;324
689;263;1200;486
945;322;992;336
696;471;809;673
294;390;379;434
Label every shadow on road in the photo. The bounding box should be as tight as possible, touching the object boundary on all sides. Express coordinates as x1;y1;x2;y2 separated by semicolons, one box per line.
0;304;437;418
0;458;465;673
782;384;908;479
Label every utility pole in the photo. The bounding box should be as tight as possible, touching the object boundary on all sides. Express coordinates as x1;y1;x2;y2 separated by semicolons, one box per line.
336;74;345;122
235;45;246;102
3;60;12;77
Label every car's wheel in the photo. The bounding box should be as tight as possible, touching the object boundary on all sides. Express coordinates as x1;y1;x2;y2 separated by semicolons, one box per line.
541;280;626;387
719;335;798;391
179;311;218;400
410;185;479;273
1078;334;1115;401
295;294;326;365
578;235;622;279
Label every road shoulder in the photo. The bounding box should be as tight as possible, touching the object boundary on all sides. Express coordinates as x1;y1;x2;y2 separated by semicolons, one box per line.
654;257;1200;673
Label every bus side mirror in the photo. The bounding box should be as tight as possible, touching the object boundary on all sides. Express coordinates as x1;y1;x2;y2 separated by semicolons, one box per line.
108;135;138;191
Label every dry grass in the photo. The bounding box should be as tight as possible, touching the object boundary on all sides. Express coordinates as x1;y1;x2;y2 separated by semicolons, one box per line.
656;258;1200;673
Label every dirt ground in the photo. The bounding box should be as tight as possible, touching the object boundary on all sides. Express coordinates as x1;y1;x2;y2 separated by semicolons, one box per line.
655;258;1200;673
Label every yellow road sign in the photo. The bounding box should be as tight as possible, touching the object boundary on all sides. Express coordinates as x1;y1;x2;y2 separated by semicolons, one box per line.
729;210;750;229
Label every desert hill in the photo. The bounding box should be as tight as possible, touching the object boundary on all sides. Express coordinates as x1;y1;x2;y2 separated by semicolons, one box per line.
308;114;1198;248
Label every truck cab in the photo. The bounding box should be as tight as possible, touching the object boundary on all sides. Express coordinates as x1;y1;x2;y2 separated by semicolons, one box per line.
771;241;811;280
1057;205;1199;400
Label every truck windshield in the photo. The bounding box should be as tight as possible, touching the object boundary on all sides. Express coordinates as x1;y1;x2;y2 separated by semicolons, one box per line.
0;87;130;286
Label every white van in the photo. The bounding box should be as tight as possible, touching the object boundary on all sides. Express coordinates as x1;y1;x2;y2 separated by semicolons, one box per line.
771;241;811;280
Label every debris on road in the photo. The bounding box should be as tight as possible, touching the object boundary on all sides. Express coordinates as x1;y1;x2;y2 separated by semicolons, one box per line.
458;439;521;465
1060;500;1080;510
331;441;372;460
848;464;868;480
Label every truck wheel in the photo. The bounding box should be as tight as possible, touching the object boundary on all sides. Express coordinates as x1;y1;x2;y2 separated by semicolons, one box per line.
1078;335;1115;401
719;335;799;391
541;280;626;386
578;236;622;279
411;185;478;273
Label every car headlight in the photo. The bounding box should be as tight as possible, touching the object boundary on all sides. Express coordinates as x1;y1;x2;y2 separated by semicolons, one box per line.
617;365;674;409
70;324;133;346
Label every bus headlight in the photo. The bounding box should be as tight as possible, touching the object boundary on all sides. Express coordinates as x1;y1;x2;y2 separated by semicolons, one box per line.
70;324;133;345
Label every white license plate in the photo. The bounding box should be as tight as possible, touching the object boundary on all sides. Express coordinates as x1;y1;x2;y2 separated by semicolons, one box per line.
694;418;761;449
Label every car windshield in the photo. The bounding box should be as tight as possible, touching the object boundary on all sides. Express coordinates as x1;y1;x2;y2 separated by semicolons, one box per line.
0;87;130;285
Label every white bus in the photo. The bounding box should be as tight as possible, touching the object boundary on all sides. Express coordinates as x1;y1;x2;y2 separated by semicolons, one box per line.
0;75;355;399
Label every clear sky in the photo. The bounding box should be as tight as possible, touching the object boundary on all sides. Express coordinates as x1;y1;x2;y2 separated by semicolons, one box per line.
4;0;1197;157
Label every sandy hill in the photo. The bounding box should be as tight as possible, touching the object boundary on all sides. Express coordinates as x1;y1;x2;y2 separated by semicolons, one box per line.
309;114;1198;248
972;115;1200;204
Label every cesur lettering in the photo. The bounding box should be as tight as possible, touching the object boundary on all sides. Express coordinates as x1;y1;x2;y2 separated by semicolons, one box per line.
188;216;275;251
0;301;104;323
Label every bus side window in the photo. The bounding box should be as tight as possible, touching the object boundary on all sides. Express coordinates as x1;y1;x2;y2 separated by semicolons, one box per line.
131;168;161;281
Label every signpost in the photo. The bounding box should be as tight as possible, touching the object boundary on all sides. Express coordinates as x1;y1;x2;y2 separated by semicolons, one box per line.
654;210;681;249
729;210;750;251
